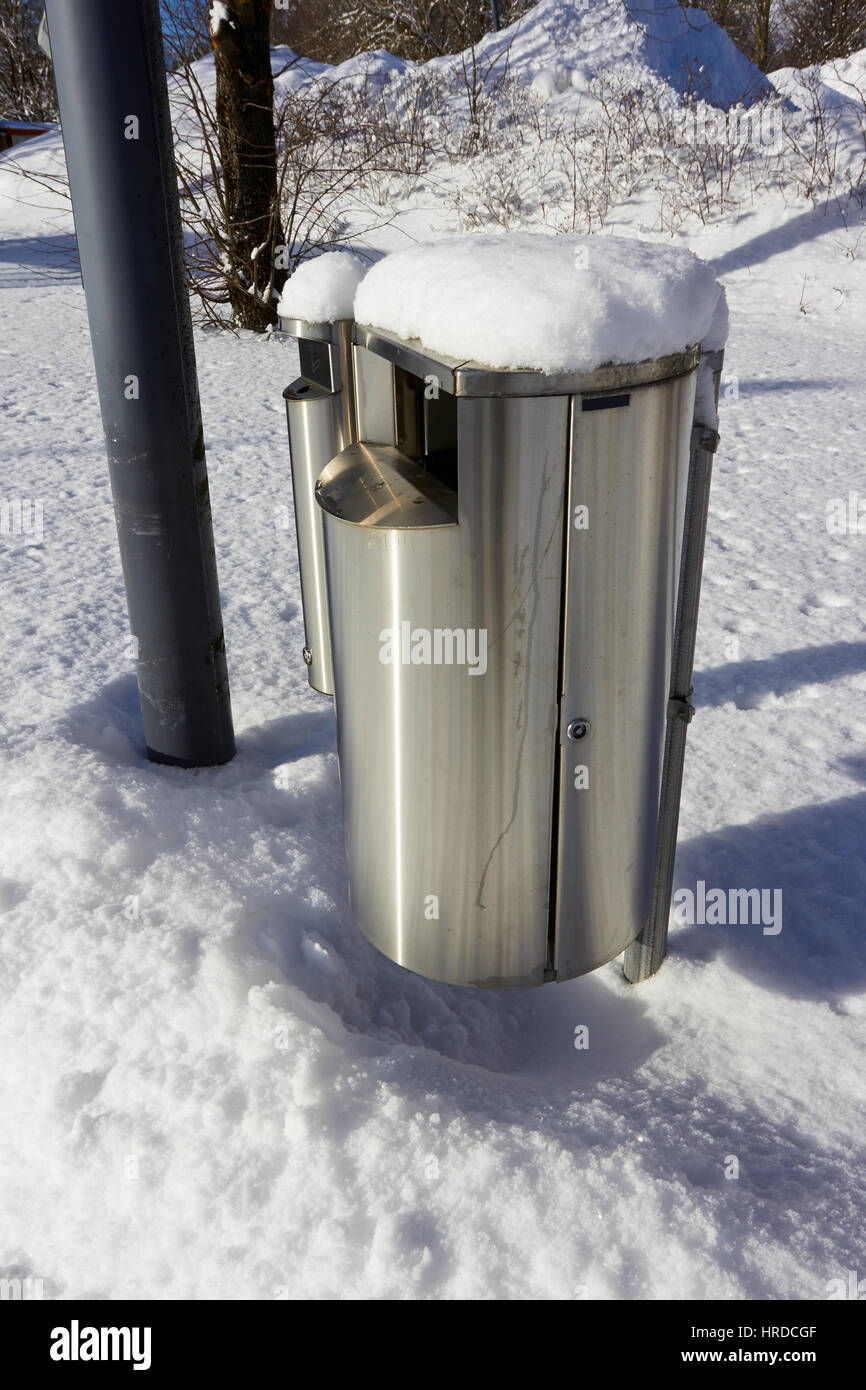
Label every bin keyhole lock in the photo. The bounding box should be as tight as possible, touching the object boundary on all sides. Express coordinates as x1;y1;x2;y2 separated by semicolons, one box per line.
567;718;590;742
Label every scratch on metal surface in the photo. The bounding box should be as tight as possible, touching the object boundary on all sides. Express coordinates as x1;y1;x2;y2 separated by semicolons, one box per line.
475;457;561;911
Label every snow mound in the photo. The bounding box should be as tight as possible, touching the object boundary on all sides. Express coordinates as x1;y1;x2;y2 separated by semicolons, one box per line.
638;2;775;105
281;0;774;110
770;46;866;111
502;1;775;108
511;0;778;109
278;251;370;323
354;232;727;374
266;1;774;112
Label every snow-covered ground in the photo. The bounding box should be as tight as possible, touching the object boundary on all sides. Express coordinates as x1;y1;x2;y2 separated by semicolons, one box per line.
1;1;865;1300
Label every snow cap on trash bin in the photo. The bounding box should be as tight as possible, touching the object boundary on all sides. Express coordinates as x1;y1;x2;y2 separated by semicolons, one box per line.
353;231;727;375
278;249;369;324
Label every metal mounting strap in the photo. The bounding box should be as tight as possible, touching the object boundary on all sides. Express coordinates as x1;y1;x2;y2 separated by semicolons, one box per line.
692;424;721;454
667;694;696;724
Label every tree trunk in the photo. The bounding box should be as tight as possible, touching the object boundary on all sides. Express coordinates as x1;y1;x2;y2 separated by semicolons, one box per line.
754;0;772;71
212;0;284;330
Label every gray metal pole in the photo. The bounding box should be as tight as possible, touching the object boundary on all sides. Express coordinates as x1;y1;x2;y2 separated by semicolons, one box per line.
44;0;235;767
623;351;724;982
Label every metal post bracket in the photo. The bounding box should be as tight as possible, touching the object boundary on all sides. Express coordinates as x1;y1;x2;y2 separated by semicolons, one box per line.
692;424;721;454
667;694;696;724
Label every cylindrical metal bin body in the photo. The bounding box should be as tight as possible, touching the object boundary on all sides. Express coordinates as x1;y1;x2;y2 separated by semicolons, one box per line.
317;336;698;987
318;401;568;988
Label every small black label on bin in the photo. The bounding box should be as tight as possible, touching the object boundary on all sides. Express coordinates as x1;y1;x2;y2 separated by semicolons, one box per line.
581;393;631;412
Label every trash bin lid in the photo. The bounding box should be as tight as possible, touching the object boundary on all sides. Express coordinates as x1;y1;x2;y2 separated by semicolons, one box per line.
279;317;344;342
354;322;701;398
316;444;458;530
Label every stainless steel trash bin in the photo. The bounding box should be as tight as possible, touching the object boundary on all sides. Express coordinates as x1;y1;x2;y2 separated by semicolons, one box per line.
313;325;705;987
281;317;357;695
